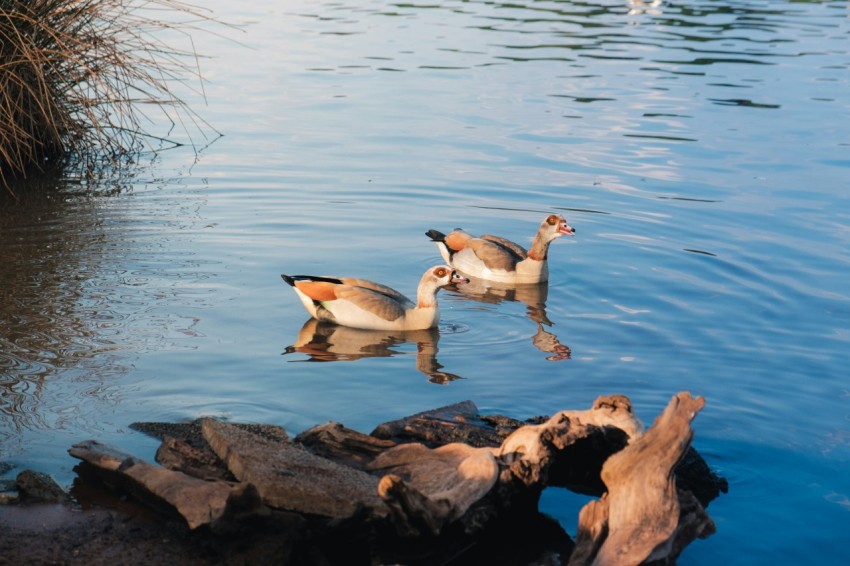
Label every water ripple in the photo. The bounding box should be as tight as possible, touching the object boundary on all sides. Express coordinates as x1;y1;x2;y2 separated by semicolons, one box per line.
3;3;849;562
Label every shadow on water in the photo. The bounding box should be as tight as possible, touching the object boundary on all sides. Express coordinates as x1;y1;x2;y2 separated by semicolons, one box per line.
0;161;212;456
283;318;463;385
0;176;134;446
446;277;572;362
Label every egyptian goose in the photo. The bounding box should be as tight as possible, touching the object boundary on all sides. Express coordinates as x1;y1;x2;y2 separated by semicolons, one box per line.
281;266;468;331
426;214;575;284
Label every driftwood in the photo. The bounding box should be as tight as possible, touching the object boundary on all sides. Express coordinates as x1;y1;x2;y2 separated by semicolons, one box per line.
371;442;500;537
201;417;386;519
69;439;267;530
568;392;714;565
68;392;727;564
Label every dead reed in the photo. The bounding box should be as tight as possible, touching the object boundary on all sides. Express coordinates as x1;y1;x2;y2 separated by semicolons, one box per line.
0;0;220;195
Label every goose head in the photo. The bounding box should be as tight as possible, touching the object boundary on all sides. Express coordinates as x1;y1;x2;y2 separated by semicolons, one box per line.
429;265;469;287
541;214;575;241
417;265;468;308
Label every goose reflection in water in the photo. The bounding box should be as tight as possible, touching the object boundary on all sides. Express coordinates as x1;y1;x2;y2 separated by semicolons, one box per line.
627;0;664;16
283;318;462;384
448;276;571;361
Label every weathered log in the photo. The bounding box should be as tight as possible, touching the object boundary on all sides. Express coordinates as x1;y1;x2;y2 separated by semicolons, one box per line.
363;395;648;539
371;400;538;447
295;421;397;471
67;392;726;564
366;397;725;502
155;435;233;481
665;488;716;560
569;392;714;565
68;439;266;530
675;445;728;508
369;443;499;536
498;394;643;490
130;420;289;481
201;417;387;519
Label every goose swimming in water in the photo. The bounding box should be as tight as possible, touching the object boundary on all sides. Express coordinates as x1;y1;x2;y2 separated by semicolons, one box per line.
426;214;575;284
281;266;468;331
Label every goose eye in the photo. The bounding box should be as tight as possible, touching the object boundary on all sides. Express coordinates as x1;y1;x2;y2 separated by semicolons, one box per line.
434;267;448;277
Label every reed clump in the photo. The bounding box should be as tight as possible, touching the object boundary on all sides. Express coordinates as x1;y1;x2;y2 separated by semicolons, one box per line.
0;0;218;194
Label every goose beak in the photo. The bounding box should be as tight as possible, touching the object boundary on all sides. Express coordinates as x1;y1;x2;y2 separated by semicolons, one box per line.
451;270;470;285
559;222;576;236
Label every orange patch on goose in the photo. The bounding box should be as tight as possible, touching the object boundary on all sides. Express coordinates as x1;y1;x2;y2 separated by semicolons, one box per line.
295;280;338;302
445;231;469;252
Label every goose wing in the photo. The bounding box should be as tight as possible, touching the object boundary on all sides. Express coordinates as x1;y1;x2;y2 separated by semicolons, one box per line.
480;234;528;259
335;285;411;321
335;277;410;304
467;238;524;271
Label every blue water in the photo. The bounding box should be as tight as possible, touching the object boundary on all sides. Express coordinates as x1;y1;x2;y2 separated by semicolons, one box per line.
2;0;849;563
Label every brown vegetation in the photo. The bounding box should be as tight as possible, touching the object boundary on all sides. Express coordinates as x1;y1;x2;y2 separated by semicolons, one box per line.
0;0;220;195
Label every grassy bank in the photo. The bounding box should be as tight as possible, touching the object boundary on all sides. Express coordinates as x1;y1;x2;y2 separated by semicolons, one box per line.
0;0;219;195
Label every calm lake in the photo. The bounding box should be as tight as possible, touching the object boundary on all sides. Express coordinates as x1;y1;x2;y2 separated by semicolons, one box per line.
2;0;849;563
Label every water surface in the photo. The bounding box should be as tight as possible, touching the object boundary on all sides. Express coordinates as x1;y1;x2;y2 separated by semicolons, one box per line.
2;1;849;563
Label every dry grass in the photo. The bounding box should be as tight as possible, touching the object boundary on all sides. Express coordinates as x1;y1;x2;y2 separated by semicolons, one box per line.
0;0;222;195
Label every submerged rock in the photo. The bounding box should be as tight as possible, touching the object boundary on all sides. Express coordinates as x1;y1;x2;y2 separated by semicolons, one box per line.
15;470;70;503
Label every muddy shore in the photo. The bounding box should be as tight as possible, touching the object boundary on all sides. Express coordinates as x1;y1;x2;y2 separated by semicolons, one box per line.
0;500;216;565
